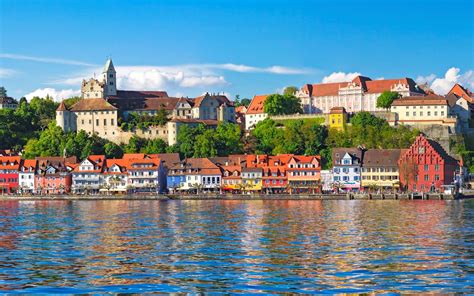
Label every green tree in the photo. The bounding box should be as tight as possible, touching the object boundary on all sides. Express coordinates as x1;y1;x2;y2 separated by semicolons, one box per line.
283;86;298;96
215;122;243;155
263;94;302;115
63;96;81;108
29;96;59;128
23;121;65;157
350;111;387;127
234;95;251;107
104;142;124;158
124;135;148;153
376;91;400;110
141;138;167;154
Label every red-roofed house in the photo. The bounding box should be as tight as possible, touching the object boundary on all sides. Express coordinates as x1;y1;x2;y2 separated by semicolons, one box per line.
0;156;21;194
71;155;106;194
286;155;322;193
35;157;76;194
127;157;165;193
245;95;269;130
398;134;458;192
296;76;425;114
446;83;474;130
19;159;37;194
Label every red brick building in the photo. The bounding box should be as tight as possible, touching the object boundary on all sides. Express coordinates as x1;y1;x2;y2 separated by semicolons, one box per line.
398;134;458;192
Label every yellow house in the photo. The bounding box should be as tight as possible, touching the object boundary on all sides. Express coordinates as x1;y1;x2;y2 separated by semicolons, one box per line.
361;149;405;190
241;167;263;191
329;107;347;130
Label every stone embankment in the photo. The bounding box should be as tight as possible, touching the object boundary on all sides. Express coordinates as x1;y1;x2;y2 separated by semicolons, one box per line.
0;193;469;201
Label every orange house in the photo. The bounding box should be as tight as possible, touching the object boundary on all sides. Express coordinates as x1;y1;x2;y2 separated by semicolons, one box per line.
286;155;321;193
35;157;76;194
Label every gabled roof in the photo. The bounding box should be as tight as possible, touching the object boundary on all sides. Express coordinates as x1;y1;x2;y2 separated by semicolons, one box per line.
362;149;403;167
103;58;115;73
302;76;424;97
70;98;117;111
332;148;363;166
330;107;346;114
170;158;221;175
193;93;232;108
246;95;269;114
57;101;68;111
20;159;37;170
447;83;474;104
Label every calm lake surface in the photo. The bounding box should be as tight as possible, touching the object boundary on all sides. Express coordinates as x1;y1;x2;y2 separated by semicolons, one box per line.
0;200;473;293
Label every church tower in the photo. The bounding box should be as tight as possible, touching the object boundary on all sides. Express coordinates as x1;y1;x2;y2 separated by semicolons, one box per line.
102;58;117;97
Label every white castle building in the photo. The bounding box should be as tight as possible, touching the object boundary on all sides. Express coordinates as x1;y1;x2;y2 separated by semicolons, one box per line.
295;76;425;114
56;59;235;145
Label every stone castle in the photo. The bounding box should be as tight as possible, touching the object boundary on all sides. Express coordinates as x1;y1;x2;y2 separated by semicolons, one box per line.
56;59;235;145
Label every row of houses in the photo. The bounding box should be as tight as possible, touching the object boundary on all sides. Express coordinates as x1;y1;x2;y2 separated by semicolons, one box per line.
330;134;461;192
0;153;179;195
0;135;462;195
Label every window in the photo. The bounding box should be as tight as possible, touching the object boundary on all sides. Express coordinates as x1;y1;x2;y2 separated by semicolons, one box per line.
354;176;359;181
334;176;340;181
441;111;445;116
406;112;409;116
424;175;429;181
111;119;114;126
427;111;431;116
435;175;440;181
435;164;439;171
96;119;99;126
434;111;438;116
109;74;113;78
424;164;428;171
413;112;416;116
334;168;340;173
420;112;423;116
104;119;107;126
343;176;349;181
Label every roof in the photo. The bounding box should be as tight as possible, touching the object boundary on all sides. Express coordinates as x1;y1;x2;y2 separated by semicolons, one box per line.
332;148;363;166
154;153;180;169
70;98;117;111
426;138;458;164
302;76;424;97
103;58;115;73
447;83;474;104
193;93;232;108
330;107;346;114
0;156;21;170
392;94;448;106
235;106;247;113
170;158;221;175
362;149;402;167
246;95;268;114
108;95;179;111
21;159;37;170
57;101;68;111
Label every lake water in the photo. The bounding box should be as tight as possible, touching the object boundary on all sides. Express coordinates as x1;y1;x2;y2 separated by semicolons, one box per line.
0;200;472;293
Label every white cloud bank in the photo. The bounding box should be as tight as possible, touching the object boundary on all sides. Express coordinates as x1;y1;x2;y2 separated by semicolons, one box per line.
0;53;97;67
322;71;361;83
24;88;80;101
416;67;474;95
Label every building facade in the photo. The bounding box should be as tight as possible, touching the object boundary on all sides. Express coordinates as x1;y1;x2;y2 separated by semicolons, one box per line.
244;95;268;130
398;134;458;192
361;149;403;190
56;59;235;145
332;148;363;191
19;159;37;194
296;76;425;114
0;156;20;194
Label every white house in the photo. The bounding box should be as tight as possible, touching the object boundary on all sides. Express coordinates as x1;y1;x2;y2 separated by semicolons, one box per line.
332;148;363;191
71;155;106;194
19;159;37;193
167;158;221;192
245;95;268;130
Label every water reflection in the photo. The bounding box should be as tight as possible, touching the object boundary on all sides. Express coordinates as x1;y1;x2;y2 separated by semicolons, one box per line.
0;200;472;293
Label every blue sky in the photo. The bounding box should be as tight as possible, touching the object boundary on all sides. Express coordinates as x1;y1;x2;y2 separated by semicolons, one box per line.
0;0;473;101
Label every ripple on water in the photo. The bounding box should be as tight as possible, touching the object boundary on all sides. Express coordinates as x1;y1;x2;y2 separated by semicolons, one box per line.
0;199;473;293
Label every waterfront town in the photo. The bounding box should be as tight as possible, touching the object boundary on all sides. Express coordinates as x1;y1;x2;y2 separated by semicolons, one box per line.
0;59;473;195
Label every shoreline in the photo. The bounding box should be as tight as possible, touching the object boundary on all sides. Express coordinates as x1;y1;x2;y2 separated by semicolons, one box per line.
0;193;469;201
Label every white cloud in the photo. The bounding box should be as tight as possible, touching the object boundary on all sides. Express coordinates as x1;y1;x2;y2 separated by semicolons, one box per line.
0;68;18;78
0;53;96;67
322;71;361;83
415;74;436;85
416;68;474;95
24;88;80;101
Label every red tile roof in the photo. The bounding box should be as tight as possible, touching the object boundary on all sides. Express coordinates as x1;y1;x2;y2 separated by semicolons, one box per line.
448;83;474;104
246;95;269;114
57;101;68;111
302;76;423;97
0;156;21;170
193;93;232;107
69;98;117;111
